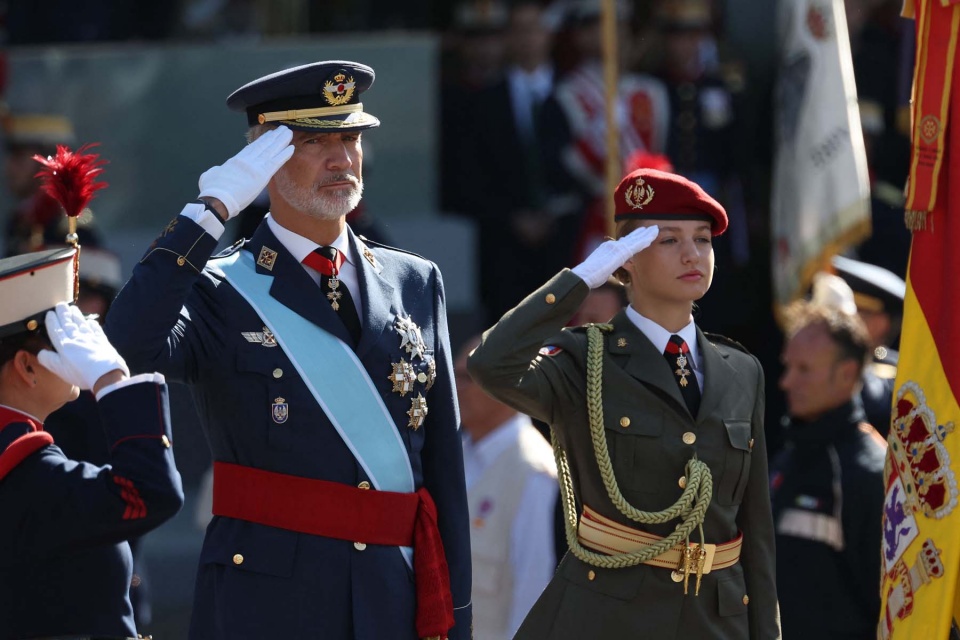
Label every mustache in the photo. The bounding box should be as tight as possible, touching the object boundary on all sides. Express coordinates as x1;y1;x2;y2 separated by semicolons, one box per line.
317;173;361;187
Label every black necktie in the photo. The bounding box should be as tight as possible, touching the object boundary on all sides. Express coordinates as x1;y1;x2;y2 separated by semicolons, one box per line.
303;246;361;346
664;335;701;417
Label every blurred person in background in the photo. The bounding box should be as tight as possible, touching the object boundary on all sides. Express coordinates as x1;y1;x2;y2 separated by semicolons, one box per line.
0;248;182;640
0;113;106;257
570;275;627;326
458;0;562;323
456;335;557;639
832;255;905;437
539;0;671;263
772;301;885;639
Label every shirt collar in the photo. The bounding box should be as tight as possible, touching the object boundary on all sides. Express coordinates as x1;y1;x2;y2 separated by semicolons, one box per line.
462;413;526;467
0;403;42;429
624;306;701;370
265;212;355;267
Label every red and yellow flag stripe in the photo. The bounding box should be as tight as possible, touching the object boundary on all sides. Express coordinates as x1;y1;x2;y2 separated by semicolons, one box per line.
879;2;960;637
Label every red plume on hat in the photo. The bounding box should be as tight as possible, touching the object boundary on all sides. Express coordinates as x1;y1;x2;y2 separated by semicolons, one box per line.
32;143;108;298
32;143;108;226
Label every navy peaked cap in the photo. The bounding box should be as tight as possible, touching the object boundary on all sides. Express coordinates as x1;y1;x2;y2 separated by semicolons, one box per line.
226;60;380;132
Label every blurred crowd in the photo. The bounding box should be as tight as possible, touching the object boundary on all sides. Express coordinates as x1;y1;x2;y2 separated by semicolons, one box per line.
0;0;917;638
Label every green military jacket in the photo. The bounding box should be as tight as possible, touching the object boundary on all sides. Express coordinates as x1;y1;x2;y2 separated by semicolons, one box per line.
468;270;781;639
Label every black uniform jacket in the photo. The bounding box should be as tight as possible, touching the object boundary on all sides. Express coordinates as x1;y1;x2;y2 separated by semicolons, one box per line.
0;379;182;640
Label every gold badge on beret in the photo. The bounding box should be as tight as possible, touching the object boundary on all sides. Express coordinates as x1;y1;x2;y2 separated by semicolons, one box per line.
624;177;655;210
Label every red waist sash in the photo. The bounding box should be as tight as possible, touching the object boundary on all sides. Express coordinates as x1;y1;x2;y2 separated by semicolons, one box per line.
212;461;453;639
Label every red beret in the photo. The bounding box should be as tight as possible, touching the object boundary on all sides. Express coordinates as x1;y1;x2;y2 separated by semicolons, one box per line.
614;168;728;236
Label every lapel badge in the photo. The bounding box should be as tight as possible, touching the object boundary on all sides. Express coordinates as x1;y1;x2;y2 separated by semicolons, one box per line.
242;326;278;347
389;359;417;397
362;246;380;271
617;338;628;348
257;246;278;271
272;397;289;424
395;315;426;360
323;72;356;106
407;393;428;431
624;177;655;209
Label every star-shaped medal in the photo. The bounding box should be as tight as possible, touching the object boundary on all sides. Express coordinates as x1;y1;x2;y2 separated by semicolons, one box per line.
395;315;426;360
407;393;428;430
388;360;417;397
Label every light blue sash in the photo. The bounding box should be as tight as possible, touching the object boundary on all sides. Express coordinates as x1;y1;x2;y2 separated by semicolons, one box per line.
216;251;415;563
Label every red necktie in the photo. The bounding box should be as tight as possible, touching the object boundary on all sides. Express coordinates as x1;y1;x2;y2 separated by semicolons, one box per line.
302;246;361;346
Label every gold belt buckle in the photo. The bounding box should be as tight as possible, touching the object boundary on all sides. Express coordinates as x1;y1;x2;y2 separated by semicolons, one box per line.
698;542;717;574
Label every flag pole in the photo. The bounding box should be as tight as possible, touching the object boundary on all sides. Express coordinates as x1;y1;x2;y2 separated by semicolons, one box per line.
601;0;620;239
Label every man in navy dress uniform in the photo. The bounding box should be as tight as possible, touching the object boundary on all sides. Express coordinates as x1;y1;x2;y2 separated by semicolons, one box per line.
105;61;472;640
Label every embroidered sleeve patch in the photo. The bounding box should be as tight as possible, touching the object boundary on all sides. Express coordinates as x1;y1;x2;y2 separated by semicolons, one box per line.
539;346;563;357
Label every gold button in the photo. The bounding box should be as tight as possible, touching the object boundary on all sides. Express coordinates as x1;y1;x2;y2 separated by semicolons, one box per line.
131;573;142;588
161;435;171;448
742;595;750;605
177;256;186;266
26;319;38;331
357;481;371;490
682;432;697;445
671;570;684;583
619;417;630;428
233;554;244;565
354;542;367;551
587;570;596;581
273;368;283;379
417;372;428;383
678;476;687;489
545;293;556;304
748;438;755;451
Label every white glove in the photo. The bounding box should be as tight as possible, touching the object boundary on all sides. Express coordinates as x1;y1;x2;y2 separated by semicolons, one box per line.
38;303;130;390
571;225;660;289
197;125;295;219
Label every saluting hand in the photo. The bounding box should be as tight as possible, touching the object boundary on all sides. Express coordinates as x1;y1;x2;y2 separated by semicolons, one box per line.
38;303;130;391
197;125;295;220
571;225;659;288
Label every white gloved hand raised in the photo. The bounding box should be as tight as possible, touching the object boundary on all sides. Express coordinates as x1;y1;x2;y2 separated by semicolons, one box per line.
197;125;295;220
571;225;660;289
37;303;130;390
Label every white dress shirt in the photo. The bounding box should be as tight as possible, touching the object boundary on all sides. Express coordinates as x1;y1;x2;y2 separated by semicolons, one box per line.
507;64;554;143
462;414;558;638
179;202;362;318
625;306;704;393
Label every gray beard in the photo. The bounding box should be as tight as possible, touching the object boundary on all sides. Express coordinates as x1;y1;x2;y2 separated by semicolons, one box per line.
274;172;364;220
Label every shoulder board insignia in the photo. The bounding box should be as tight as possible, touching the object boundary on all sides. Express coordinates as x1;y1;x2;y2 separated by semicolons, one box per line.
539;345;563;357
704;332;751;354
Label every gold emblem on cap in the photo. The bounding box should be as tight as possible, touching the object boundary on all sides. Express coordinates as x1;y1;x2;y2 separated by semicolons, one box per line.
624;177;655;210
323;74;356;106
257;246;278;271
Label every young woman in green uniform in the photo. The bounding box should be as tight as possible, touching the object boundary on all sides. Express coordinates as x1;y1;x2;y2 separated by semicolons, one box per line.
468;168;780;639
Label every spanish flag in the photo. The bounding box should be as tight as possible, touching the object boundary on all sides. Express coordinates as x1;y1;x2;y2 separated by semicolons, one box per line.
879;1;960;638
